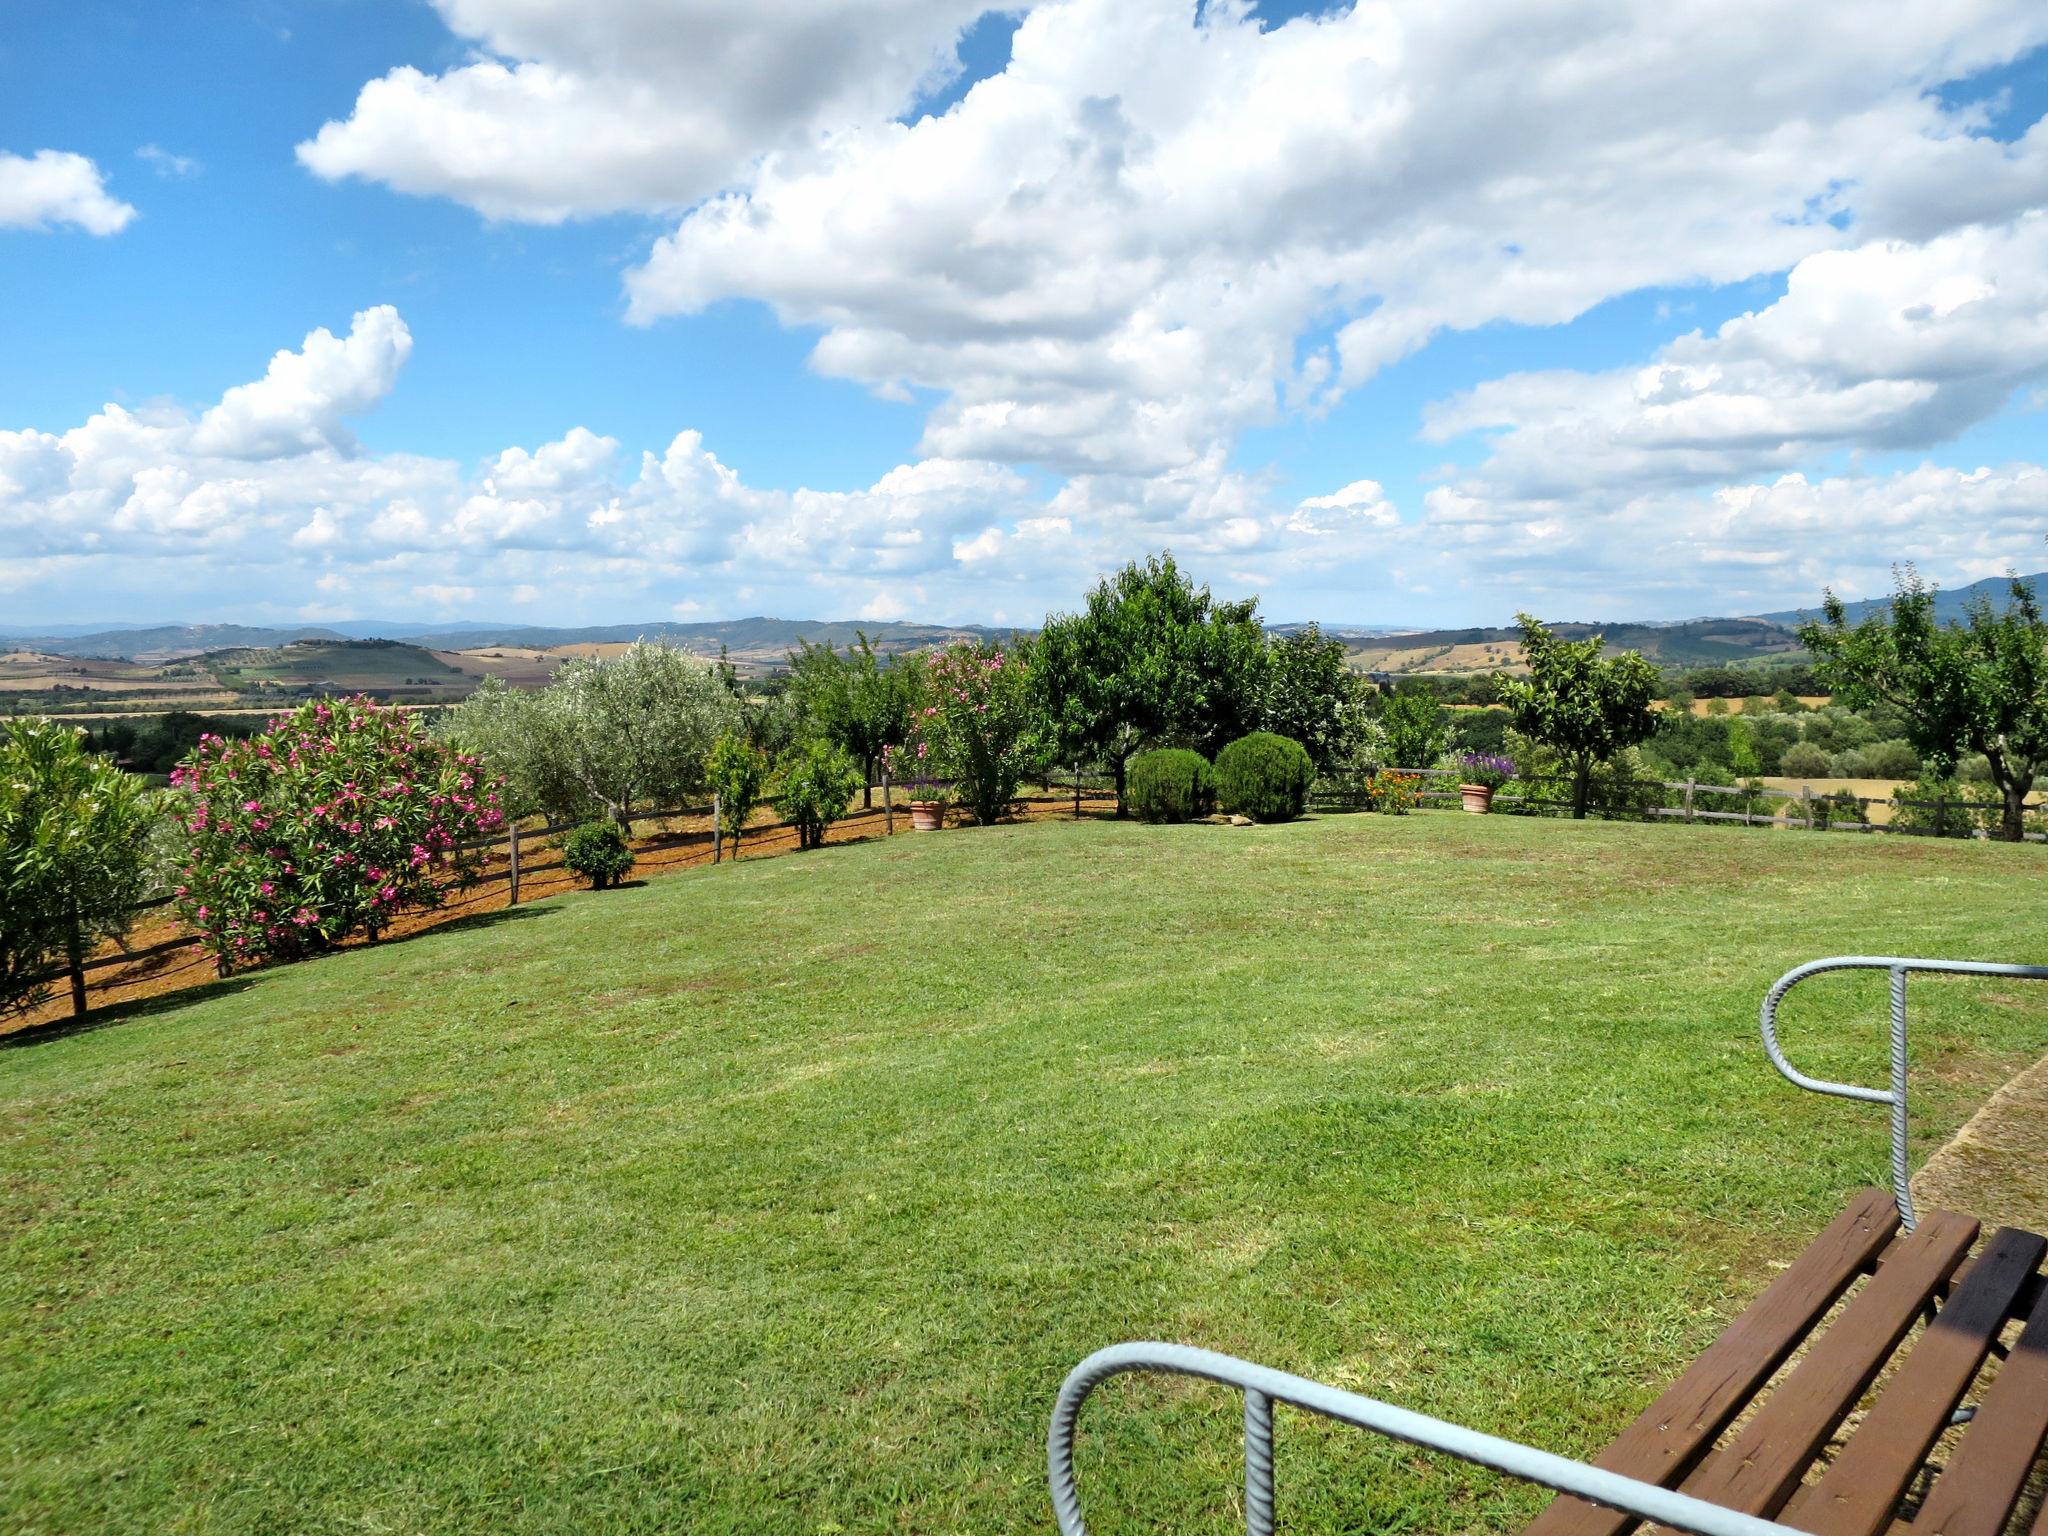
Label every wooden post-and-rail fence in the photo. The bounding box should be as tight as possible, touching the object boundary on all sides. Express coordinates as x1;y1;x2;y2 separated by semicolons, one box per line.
25;783;1120;1021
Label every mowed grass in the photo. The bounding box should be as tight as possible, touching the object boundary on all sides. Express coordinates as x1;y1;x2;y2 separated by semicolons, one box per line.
5;815;2047;1536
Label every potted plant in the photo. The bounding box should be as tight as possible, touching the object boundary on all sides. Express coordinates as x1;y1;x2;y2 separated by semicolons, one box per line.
1454;752;1515;812
881;740;947;830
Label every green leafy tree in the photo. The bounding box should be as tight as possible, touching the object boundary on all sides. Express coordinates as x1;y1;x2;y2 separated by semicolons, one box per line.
1262;625;1355;771
1377;683;1451;770
785;633;912;807
1800;571;2046;842
1;721;156;1015
1031;553;1267;814
774;740;864;850
705;732;769;859
1497;615;1660;818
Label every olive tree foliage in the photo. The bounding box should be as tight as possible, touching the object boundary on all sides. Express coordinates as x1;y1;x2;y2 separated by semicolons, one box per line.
1496;614;1660;819
443;642;742;825
2;720;155;1015
784;632;912;806
439;675;582;822
1032;553;1269;813
1800;570;2047;842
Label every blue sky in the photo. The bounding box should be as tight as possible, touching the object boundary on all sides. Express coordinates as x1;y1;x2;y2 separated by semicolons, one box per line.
3;1;2045;629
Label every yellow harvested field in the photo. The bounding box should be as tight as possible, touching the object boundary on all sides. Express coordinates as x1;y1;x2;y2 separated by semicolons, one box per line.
1347;640;1526;673
442;648;570;686
1668;695;1830;714
1755;776;1910;824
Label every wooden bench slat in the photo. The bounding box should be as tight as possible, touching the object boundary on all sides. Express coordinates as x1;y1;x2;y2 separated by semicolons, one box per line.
1522;1189;1900;1536
1908;1250;2048;1536
1676;1209;1979;1519
1779;1226;2046;1536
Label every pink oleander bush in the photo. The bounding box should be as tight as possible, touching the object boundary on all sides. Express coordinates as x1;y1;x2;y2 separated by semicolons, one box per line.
890;642;1038;826
169;696;504;971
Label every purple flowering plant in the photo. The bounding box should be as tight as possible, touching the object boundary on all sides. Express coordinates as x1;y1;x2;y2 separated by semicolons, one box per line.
1455;751;1517;791
169;695;504;970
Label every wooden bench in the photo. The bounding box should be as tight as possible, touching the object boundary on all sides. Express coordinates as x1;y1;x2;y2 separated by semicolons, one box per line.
1524;1188;2047;1536
1049;957;2048;1536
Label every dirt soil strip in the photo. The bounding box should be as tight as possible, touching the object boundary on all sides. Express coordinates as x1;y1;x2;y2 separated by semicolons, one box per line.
5;794;1117;1038
1913;1050;2048;1236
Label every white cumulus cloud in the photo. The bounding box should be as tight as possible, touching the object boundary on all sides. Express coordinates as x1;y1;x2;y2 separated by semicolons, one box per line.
296;0;999;222
0;150;136;234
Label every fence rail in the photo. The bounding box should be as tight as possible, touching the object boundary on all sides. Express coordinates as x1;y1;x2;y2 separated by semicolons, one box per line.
1310;765;2042;838
18;778;1117;1020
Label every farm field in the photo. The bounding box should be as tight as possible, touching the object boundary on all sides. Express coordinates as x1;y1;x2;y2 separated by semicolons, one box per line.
4;815;2046;1534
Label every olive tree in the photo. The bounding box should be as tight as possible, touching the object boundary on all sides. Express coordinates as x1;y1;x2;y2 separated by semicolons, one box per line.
1497;614;1660;818
2;720;155;1015
446;643;741;825
439;676;583;822
1800;571;2046;842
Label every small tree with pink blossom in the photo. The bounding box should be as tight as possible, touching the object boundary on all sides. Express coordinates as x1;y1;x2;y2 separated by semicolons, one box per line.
892;642;1040;826
169;696;504;972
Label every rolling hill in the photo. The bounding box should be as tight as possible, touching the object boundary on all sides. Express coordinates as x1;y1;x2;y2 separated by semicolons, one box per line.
1752;570;2048;628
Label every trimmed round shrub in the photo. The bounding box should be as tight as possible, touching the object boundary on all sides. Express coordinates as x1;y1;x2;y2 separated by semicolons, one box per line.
564;821;634;889
1127;749;1214;823
1213;731;1314;823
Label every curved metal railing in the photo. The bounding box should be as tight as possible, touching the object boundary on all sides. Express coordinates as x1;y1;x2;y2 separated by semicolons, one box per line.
1049;957;2048;1532
1759;956;2048;1232
1048;1342;1802;1536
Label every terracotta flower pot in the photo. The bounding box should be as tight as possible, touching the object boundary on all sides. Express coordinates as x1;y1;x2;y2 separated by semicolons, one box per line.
1459;783;1494;814
908;800;944;831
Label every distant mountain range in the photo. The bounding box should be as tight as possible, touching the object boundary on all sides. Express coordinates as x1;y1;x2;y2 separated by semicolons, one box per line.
1749;570;2047;628
7;571;2040;665
0;617;1014;663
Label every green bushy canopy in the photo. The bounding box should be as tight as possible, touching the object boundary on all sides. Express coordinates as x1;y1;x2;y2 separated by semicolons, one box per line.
1213;732;1313;823
1127;749;1214;823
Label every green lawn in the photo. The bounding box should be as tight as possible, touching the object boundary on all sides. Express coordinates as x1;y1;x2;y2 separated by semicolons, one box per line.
5;814;2046;1535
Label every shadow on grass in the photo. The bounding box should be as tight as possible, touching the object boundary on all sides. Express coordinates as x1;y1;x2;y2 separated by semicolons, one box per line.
1;903;559;1052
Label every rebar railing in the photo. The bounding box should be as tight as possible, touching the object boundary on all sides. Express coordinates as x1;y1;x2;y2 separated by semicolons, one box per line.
1758;956;2048;1232
1049;956;2048;1531
1048;1342;1803;1536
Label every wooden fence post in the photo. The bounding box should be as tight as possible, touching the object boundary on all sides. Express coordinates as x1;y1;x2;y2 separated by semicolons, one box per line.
882;770;893;836
713;794;723;864
1801;784;1814;830
507;820;520;906
66;917;87;1019
1683;776;1695;824
1073;762;1082;818
1935;794;1949;839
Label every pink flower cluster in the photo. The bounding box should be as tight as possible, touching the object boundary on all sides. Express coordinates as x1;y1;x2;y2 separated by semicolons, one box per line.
889;642;1035;825
170;694;505;971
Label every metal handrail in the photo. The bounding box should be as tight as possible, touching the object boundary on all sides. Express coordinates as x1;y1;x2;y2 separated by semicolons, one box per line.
1048;958;2048;1531
1759;956;2048;1232
1048;1343;1802;1536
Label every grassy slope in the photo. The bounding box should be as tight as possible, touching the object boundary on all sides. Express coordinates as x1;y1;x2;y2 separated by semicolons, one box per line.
5;816;2046;1535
